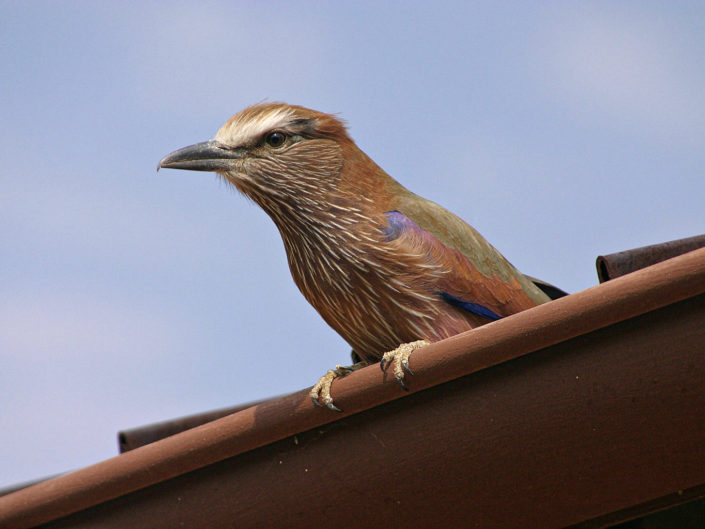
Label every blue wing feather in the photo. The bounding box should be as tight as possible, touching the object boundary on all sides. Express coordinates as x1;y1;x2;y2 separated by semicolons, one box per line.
439;292;503;321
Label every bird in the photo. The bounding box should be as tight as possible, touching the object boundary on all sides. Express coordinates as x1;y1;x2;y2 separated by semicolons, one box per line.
159;103;558;411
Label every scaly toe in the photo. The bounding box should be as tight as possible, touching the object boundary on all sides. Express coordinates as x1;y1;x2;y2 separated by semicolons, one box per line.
320;394;342;413
309;361;368;412
380;340;430;389
309;368;338;410
401;356;414;376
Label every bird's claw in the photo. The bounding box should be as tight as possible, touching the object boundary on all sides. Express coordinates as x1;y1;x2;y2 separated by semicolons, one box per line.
309;362;367;412
310;341;428;411
380;340;430;390
314;395;342;413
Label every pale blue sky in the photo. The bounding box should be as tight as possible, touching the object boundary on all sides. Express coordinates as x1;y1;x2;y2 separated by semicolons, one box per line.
1;1;703;488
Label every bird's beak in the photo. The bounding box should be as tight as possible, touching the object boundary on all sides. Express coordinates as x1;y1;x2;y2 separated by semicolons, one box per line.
158;140;242;172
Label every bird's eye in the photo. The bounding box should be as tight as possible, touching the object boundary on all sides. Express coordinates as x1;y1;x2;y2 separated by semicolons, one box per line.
265;131;287;148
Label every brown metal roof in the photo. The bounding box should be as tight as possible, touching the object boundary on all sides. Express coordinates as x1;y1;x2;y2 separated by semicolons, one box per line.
596;233;705;282
1;243;704;529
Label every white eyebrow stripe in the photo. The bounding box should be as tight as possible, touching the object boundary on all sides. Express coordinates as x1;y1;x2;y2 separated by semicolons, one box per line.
215;107;297;147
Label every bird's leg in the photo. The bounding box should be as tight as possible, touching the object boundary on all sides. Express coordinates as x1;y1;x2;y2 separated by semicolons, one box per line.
380;340;430;390
310;361;368;412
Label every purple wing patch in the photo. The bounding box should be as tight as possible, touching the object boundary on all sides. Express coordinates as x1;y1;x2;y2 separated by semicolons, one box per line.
382;210;425;241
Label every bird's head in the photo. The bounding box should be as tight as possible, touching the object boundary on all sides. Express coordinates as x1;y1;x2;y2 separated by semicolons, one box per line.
159;103;361;217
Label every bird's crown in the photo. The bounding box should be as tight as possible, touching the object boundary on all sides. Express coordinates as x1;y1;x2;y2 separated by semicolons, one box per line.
214;102;349;149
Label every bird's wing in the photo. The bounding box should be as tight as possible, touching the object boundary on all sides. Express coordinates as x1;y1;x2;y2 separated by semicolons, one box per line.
525;275;569;300
386;188;550;311
382;210;542;320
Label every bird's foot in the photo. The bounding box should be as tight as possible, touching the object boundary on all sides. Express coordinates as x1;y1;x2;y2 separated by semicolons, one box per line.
310;361;368;412
380;340;430;390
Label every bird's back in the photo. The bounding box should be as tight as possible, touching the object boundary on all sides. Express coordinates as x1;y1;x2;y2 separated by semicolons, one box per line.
387;181;550;307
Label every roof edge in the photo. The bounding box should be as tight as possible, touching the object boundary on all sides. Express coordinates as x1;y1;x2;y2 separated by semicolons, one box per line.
2;246;705;529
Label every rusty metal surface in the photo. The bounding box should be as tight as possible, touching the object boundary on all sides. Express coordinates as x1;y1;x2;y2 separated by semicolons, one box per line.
118;402;265;453
0;476;61;499
38;295;705;529
596;233;705;282
0;247;704;529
